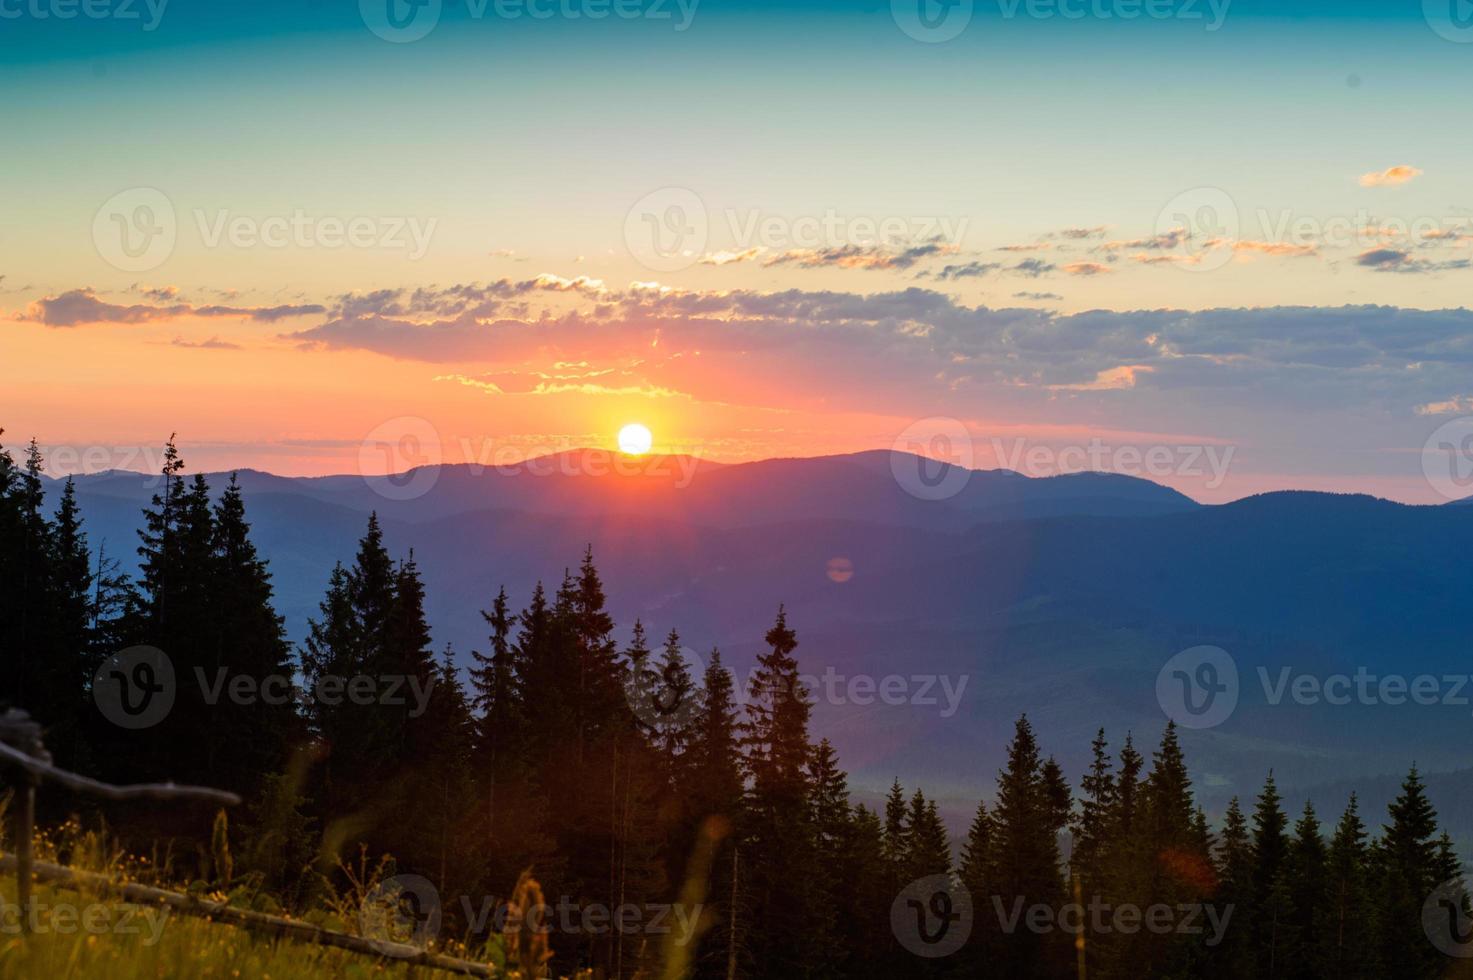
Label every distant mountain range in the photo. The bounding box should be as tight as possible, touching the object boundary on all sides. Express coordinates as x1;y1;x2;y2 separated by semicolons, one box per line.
39;451;1473;849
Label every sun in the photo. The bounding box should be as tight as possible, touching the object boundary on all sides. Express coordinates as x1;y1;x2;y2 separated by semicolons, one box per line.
617;423;653;455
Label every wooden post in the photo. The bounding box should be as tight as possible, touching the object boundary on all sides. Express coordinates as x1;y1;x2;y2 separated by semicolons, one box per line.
13;774;36;935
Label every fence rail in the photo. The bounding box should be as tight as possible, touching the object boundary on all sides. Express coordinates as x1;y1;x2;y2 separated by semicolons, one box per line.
0;708;494;978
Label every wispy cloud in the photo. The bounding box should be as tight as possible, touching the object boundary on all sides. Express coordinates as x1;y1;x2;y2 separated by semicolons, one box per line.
20;289;325;327
1359;165;1423;187
1354;247;1470;274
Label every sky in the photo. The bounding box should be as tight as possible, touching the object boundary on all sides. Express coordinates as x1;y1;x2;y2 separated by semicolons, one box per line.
4;0;1473;503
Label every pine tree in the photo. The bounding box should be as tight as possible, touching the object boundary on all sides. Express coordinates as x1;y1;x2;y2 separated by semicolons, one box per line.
739;606;818;978
1207;796;1256;979
989;715;1067;977
807;739;851;979
687;650;747;980
208;474;296;792
1073;729;1116;893
1374;765;1444;980
1322;795;1374;978
655;627;697;764
469;586;522;826
1283;801;1326;980
1250;772;1291;978
882;779;908;874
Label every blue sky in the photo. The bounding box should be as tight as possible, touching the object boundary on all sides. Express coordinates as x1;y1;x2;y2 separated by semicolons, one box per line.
4;0;1473;503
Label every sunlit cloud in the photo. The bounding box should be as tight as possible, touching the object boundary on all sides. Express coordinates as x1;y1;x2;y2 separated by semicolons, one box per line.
1359;165;1422;187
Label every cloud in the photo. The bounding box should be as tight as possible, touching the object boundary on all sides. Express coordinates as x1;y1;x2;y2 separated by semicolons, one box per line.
1010;258;1055;278
1050;364;1153;391
934;260;1003;281
1359;165;1422;187
1416;395;1473;416
762;241;960;271
1014;291;1063;301
20;289;324;327
171;336;242;350
1049;226;1111;240
1232;241;1318;258
700;247;764;266
1101;228;1189;252
997;242;1053;252
1062;262;1111;276
1354;248;1471;274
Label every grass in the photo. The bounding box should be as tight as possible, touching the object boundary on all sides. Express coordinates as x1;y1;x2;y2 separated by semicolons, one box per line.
0;876;466;979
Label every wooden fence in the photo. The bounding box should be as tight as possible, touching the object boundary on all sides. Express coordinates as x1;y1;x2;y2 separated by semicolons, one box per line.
0;708;495;977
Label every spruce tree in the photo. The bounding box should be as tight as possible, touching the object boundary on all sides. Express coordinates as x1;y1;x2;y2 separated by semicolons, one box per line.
1250;772;1291;978
739;606;818;978
1374;765;1444;979
1322;795;1375;978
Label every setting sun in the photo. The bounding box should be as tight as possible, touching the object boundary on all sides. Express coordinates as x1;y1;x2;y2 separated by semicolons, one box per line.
617;423;653;455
